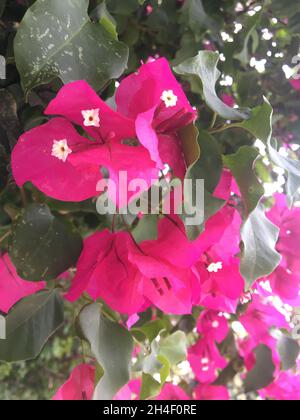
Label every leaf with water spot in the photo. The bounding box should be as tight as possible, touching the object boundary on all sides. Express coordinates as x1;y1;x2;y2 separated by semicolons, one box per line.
14;0;129;95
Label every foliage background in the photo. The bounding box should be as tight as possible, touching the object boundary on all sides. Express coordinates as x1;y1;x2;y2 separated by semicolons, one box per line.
0;0;300;399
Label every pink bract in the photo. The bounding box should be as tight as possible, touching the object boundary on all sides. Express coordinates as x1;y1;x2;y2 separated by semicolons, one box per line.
52;364;95;401
12;59;196;205
194;384;230;400
188;337;227;384
66;216;203;315
0;254;45;314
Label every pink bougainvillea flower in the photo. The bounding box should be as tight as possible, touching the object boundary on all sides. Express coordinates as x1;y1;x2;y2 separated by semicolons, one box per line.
194;384;230;401
66;216;202;315
197;256;244;313
116;58;197;172
114;379;141;401
267;260;300;306
12;58;196;205
12;80;158;206
155;383;191;400
196;310;229;343
65;230;146;315
267;194;300;275
221;94;236;108
53;364;95;401
188;337;227;384
0;254;45;314
259;369;300;401
239;295;290;342
289;78;300;91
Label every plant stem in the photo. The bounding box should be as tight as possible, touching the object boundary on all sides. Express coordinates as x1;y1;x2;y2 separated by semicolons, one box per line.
209;112;218;129
209;123;240;135
0;231;11;244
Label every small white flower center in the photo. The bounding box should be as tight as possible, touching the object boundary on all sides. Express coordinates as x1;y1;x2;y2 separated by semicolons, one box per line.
212;320;220;329
201;357;209;365
207;262;223;273
161;90;178;108
82;108;100;127
51;139;72;162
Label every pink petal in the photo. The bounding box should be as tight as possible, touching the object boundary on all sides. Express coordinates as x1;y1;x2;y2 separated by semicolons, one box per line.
116;58;196;120
45;80;135;142
12;118;101;202
194;384;230;400
0;254;45;314
53;364;95;401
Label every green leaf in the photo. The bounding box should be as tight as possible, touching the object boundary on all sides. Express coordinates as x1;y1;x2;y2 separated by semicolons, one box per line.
106;0;141;15
223;146;264;215
141;331;187;399
236;98;300;207
234;99;273;143
180;127;225;240
174;51;251;120
235;12;262;65
131;318;169;343
78;303;134;400
158;331;187;366
195;128;223;194
0;0;6;18
0;290;64;362
278;335;300;371
269;138;300;207
181;0;219;37
132;215;159;244
240;204;281;289
14;0;129;96
244;345;276;393
140;373;161;400
10;204;83;281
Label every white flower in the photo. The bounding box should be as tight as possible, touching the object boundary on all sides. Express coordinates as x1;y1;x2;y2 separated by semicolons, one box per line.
161;90;178;108
212;320;220;329
207;262;223;273
51;139;72;162
82;108;100;127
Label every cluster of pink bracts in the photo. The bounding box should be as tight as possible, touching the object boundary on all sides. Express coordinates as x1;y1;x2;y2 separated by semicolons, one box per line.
2;58;300;400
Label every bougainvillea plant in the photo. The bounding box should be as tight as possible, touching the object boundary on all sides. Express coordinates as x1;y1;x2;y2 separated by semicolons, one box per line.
1;0;300;401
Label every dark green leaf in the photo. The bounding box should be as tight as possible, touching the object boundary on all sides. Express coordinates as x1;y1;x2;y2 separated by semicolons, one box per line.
174;51;251;120
10;204;83;281
78;303;134;400
181;0;219;37
195;128;223;193
237;98;300;207
278;335;300;371
140;373;161;400
234;98;273;143
0;290;64;362
235;12;262;65
223;146;264;215
0;0;6;18
14;0;129;95
244;345;276;393
240;204;281;289
132;215;159;244
269;138;300;207
180;127;225;240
